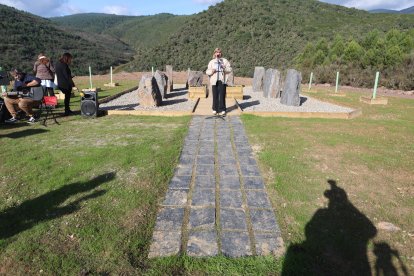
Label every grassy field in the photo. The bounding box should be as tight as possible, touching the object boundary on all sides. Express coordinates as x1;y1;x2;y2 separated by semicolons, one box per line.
0;79;413;274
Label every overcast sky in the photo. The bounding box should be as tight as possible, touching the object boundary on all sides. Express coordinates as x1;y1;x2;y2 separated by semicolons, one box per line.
0;0;412;17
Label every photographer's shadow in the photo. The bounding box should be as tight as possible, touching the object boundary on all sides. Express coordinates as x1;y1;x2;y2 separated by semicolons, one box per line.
282;180;378;275
0;172;115;241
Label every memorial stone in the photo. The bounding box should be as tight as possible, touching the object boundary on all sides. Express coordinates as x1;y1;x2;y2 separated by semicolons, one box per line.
226;71;234;86
137;75;163;107
154;70;168;99
263;69;282;98
253;67;265;92
166;65;174;92
187;71;204;87
281;69;302;106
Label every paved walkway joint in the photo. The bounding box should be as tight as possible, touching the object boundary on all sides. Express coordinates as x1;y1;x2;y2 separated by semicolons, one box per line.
149;116;283;258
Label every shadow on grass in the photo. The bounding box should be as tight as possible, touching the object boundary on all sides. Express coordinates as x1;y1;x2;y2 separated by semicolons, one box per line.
0;128;49;139
281;180;406;275
0;172;115;241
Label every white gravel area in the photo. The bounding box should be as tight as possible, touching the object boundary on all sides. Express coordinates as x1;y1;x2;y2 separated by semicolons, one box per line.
239;87;355;113
100;88;197;111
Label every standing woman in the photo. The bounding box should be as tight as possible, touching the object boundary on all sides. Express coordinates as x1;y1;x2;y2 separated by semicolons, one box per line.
55;52;76;116
206;48;232;115
33;53;56;96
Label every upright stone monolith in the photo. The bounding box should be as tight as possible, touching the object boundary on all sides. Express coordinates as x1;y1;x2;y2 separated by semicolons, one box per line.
154;70;168;99
137;75;163;107
226;71;234;86
186;71;203;88
166;65;173;92
281;69;302;106
253;67;265;92
263;69;282;98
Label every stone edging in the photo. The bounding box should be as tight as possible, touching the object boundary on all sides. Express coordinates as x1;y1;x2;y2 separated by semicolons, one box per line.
98;86;139;105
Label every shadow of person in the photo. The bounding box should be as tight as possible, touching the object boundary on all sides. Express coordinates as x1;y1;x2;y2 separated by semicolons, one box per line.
374;242;408;276
282;180;377;275
0;172;115;241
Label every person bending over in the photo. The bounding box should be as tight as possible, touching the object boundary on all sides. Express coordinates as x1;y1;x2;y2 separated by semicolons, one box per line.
1;69;41;124
206;48;232;115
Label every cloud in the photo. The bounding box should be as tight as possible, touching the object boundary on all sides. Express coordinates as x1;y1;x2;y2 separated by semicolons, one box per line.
0;0;82;17
102;5;133;15
193;0;223;5
320;0;413;11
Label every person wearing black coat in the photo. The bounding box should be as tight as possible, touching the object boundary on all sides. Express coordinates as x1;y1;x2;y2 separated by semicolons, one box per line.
55;52;76;116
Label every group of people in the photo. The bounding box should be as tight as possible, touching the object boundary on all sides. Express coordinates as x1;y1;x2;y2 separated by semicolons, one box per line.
1;52;76;124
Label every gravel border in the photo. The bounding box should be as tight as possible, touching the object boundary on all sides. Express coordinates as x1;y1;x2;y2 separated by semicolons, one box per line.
238;87;355;113
100;87;197;112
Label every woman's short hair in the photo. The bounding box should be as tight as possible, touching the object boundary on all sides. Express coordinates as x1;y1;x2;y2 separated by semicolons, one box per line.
59;52;73;64
212;48;222;58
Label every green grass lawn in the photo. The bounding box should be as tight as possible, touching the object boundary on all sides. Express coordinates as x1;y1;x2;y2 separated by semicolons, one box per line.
0;84;413;275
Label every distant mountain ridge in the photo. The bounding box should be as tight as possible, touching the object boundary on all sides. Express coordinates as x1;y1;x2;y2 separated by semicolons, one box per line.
369;6;414;14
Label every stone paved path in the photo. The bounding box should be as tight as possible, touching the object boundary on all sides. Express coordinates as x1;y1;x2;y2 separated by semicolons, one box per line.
148;116;283;258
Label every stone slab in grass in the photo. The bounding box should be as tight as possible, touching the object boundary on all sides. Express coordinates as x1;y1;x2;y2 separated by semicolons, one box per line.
246;190;272;209
148;231;181;258
221;231;252;257
243;177;265;190
192;188;215;207
238;156;258;166
154;207;185;231
169;175;192;190
217;156;237;165
220;190;243;209
189;208;216;229
187;230;218;257
194;175;215;189
220;208;247;231
219;164;239;178
196;164;215;176
255;233;284;256
162;189;188;207
240;165;261;177
250;209;279;233
179;154;196;166
220;176;241;190
196;155;215;165
175;165;193;176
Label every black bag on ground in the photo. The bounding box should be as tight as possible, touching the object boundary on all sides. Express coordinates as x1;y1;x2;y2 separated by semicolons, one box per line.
0;98;11;123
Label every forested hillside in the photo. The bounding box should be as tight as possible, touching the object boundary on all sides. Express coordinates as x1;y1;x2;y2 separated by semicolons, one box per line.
127;0;414;79
0;5;134;75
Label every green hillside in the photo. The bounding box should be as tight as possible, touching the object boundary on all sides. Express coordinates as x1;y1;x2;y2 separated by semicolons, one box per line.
127;0;414;77
0;5;134;75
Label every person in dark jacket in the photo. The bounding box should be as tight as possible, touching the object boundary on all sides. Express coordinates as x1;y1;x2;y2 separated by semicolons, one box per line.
55;52;76;116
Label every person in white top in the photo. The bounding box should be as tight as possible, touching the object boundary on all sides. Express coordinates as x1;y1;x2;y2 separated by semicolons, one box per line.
206;48;232;115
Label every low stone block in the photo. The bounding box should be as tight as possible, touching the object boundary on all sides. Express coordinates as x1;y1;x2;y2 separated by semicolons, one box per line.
187;230;218;257
281;69;302;106
226;86;243;100
188;86;207;99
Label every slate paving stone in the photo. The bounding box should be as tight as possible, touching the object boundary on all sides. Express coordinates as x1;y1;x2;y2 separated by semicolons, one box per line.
199;147;215;155
197;155;215;165
221;231;252;257
220;208;247;230
154;207;185;231
243;177;265;189
169;175;192;190
240;165;261;177
187;231;218;257
196;164;215;176
255;233;283;256
220;190;243;208
246;190;272;209
217;157;237;165
189;208;215;229
217;150;234;159
194;175;215;189
162;189;188;206
219;164;238;178
179;154;195;166
220;176;241;190
238;156;258;166
175;165;193;176
148;231;181;258
250;209;279;232
192;188;215;207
